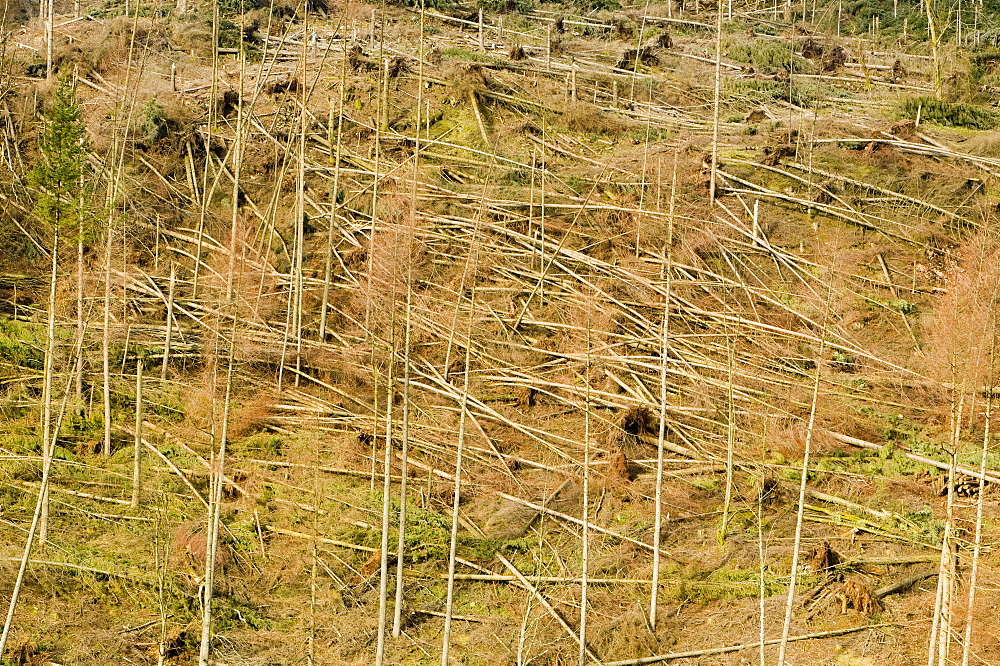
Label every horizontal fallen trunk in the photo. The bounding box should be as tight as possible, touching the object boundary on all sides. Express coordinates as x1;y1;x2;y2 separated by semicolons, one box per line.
602;623;896;665
830;432;1000;484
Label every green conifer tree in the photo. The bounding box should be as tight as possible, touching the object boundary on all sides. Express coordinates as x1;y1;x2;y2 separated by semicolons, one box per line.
28;77;91;237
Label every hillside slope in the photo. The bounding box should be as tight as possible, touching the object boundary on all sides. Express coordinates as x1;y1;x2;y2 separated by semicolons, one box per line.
2;0;1000;663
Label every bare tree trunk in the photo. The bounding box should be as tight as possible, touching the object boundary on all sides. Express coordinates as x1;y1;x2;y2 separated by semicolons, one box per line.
319;53;347;341
579;304;591;664
102;220;113;455
293;9;310;385
392;279;412;637
442;284;476;664
719;332;735;541
375;314;397;666
131;355;143;507
709;2;724;203
931;391;963;666
925;0;942;96
39;228;58;544
777;328;827;665
198;47;245;665
44;0;53;80
650;151;677;630
162;263;175;381
75;234;84;403
961;387;992;666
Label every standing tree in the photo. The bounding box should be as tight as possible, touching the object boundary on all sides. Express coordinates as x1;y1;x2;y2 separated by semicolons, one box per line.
27;76;91;540
29;78;91;237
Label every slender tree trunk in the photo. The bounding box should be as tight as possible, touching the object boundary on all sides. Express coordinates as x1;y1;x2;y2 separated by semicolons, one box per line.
102;220;113;455
709;1;724;202
76;234;84;403
319;53;347;340
776;330;827;665
442;287;475;665
375;314;396;666
293;9;309;385
162;263;175;380
44;0;53;80
931;391;963;666
131;355;143;507
719;331;736;541
925;0;942;97
198;47;245;664
579;304;591;665
39;228;58;544
392;279;412;637
961;387;992;666
650;151;677;630
392;22;423;632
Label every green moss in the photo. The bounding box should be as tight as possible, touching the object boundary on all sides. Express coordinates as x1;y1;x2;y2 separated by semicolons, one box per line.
233;432;283;456
439;47;505;66
346;500;529;563
666;566;783;603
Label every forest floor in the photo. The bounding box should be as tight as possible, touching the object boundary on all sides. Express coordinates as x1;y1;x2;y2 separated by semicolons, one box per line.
3;0;1000;664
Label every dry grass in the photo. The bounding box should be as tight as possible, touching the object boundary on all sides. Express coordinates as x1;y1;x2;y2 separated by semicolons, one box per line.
5;1;1000;664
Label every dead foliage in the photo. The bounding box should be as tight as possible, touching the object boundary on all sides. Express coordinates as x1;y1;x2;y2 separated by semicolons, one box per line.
821;44;848;72
513;385;537;407
216;89;240;118
891;58;906;81
617;46;660;70
352;550;395;584
756;474;782;506
619;406;657;436
590;603;666;658
890;118;916;138
172;521;234;572
264;76;298;94
388;55;411;78
806;540;842;572
836;579;880;614
348;45;378;72
613;17;636;38
814;178;841;203
447;63;490;99
759;128;799;166
484;502;541;539
607;448;635;483
800;37;823;60
562;103;628;135
158;624;196;660
9;640;49;666
805;572;881;618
